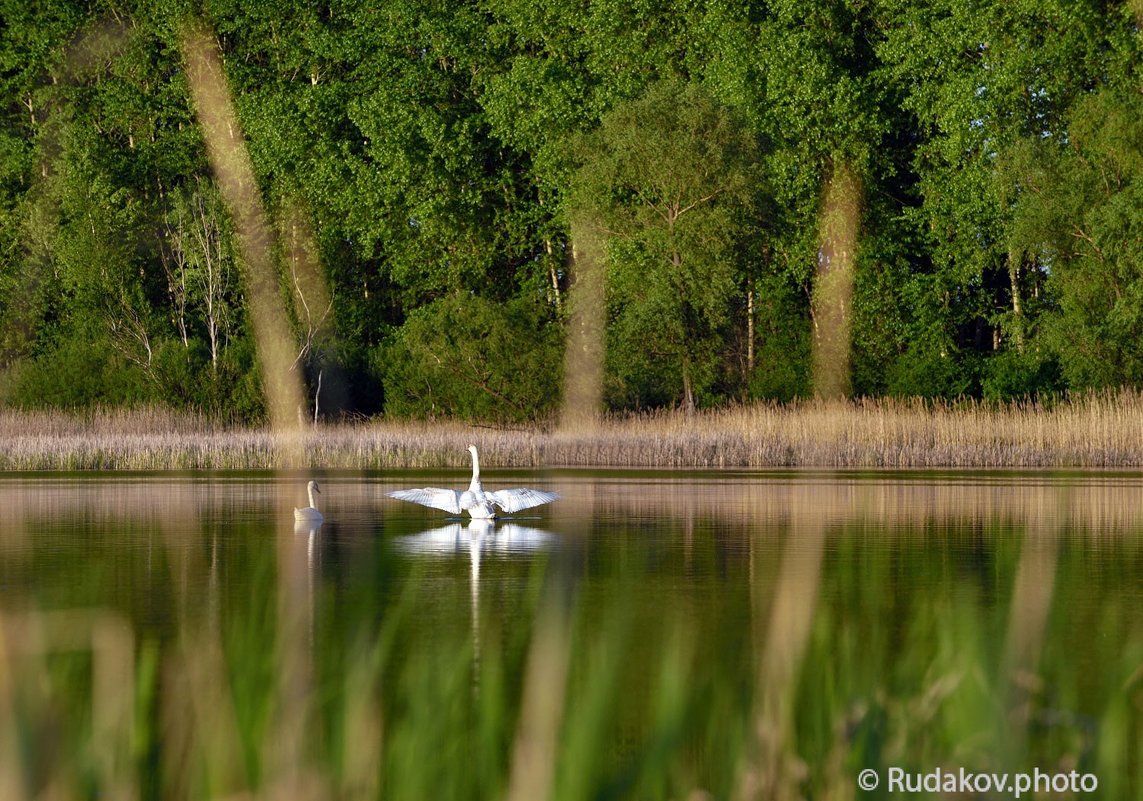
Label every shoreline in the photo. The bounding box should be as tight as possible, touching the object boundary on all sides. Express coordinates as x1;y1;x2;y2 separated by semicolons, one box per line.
1;393;1142;470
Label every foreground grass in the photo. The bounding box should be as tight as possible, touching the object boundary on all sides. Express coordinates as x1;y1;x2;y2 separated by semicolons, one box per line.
1;391;1143;469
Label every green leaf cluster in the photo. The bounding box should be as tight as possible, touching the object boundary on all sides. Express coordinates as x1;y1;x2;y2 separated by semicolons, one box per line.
0;0;1140;420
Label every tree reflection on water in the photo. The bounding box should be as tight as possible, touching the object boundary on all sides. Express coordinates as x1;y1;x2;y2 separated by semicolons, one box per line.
0;471;1139;799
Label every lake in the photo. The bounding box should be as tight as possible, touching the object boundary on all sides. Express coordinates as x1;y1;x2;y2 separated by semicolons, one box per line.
0;469;1140;799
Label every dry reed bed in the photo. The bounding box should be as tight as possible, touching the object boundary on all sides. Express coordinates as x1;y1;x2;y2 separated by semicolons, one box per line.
0;393;1141;470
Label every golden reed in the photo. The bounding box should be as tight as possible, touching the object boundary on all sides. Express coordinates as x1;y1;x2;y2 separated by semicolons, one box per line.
1;391;1142;470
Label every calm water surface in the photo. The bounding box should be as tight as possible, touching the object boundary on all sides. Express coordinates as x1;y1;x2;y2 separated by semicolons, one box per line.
2;470;1141;798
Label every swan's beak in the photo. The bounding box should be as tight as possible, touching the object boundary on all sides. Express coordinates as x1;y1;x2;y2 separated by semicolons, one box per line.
315;484;321;494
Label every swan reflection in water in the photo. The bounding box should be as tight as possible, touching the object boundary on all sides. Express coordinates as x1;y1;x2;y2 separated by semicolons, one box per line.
393;520;554;679
393;519;554;556
294;517;323;653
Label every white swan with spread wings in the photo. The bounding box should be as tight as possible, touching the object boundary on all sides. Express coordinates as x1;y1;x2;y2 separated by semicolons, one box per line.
388;445;558;520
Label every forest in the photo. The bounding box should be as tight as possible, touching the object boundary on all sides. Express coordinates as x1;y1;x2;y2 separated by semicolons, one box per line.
1;0;1141;423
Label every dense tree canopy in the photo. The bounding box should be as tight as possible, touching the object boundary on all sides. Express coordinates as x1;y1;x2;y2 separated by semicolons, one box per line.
0;0;1140;422
569;79;763;409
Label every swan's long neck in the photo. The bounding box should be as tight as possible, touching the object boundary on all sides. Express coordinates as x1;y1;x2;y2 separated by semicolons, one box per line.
469;447;482;486
308;484;318;509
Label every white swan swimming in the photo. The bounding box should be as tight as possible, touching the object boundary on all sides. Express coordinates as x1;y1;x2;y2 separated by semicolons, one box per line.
293;480;324;522
388;444;558;520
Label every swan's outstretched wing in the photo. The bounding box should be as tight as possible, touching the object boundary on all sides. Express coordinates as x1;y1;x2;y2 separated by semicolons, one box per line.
486;488;559;514
388;488;464;515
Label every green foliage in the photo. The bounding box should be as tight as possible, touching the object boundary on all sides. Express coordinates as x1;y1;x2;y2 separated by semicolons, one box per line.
3;330;151;407
1016;88;1143;390
0;1;1141;419
749;275;812;401
981;349;1063;401
380;292;562;423
572;79;764;410
886;346;980;400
